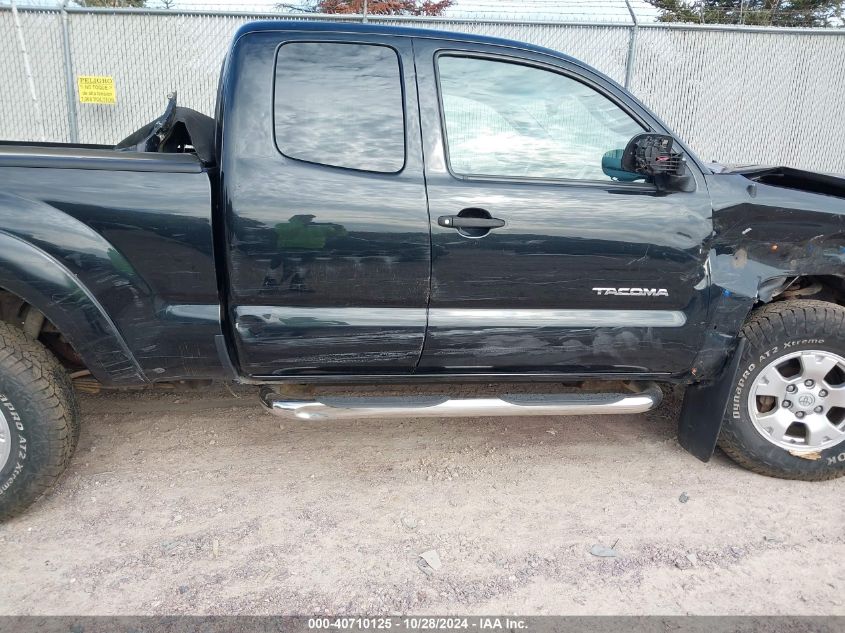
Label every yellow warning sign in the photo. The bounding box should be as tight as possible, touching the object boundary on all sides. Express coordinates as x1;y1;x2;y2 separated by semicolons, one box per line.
77;76;116;104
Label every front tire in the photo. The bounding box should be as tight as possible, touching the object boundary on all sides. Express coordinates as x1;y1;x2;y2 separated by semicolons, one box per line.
719;300;845;480
0;322;79;520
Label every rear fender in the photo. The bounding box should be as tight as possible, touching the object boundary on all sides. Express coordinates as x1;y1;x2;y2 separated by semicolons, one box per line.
0;230;146;385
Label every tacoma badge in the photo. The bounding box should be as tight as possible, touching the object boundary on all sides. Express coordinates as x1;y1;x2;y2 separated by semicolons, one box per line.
592;287;669;297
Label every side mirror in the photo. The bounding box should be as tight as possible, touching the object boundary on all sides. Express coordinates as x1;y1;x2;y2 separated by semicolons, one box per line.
601;149;643;182
621;133;695;193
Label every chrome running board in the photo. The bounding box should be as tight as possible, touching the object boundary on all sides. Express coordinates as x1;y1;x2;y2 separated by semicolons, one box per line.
260;382;662;421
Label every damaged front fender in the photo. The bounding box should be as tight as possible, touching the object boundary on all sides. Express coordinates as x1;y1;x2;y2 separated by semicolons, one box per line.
678;169;845;460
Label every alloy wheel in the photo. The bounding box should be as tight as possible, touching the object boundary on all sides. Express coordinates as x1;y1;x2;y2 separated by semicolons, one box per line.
748;349;845;452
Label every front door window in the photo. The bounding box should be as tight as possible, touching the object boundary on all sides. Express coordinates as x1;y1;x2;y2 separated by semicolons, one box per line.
437;55;644;182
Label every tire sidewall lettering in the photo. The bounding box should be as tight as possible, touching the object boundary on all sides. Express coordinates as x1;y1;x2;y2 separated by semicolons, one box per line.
0;392;27;497
732;362;755;420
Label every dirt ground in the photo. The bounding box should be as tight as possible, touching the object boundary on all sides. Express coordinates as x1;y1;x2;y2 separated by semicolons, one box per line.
1;382;843;616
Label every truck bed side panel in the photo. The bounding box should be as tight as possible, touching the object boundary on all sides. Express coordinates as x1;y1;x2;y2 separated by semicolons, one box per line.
0;164;225;383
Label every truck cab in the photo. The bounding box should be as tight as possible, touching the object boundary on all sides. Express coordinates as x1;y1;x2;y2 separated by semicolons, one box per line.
220;22;712;381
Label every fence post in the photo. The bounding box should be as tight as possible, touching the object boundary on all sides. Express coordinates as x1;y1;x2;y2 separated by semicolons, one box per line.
623;0;638;90
10;0;46;141
60;0;79;143
362;0;368;23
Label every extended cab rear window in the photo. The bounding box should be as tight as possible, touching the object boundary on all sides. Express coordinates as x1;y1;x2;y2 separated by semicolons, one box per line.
273;42;405;173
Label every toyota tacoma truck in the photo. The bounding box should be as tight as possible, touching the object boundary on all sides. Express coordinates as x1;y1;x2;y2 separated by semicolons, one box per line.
1;21;844;518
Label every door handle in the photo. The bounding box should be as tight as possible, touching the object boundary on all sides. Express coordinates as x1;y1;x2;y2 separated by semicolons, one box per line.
438;215;505;229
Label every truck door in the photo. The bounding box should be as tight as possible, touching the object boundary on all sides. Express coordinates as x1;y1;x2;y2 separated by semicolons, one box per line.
413;39;713;376
222;32;430;377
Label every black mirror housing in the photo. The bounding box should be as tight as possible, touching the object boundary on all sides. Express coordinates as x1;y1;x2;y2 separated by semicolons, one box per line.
621;133;695;192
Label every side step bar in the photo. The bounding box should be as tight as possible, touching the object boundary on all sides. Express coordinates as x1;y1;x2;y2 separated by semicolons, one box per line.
260;382;662;421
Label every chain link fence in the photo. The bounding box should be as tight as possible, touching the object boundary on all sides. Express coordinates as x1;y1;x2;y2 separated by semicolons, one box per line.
1;5;844;172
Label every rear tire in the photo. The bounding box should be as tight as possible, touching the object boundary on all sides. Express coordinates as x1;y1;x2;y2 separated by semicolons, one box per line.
0;322;79;520
719;300;845;480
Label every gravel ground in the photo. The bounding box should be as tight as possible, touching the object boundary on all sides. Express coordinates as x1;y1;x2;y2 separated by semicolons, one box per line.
1;383;843;615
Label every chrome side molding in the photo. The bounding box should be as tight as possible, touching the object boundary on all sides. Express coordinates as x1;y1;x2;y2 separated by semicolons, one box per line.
260;382;662;421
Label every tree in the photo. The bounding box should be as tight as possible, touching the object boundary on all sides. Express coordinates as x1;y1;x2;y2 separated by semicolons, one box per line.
645;0;844;26
74;0;147;6
277;0;454;15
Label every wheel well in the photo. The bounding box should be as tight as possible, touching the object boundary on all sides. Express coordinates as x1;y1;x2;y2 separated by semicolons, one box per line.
765;275;845;307
0;288;87;373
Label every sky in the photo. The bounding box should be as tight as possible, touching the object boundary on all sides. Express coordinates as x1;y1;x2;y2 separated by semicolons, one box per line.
4;0;661;23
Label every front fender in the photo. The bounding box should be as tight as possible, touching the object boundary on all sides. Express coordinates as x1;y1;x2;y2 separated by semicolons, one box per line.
688;173;845;383
0;230;146;385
